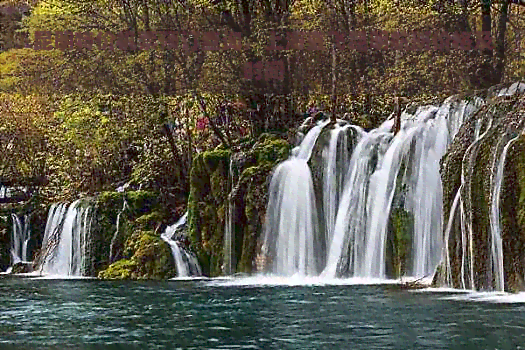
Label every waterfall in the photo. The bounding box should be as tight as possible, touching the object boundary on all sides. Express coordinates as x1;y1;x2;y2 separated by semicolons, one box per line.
39;200;93;276
322;125;361;245
223;158;235;275
10;213;31;264
489;132;522;291
161;212;202;277
439;82;525;291
451;117;493;289
261;121;329;276
264;97;482;279
109;196;128;263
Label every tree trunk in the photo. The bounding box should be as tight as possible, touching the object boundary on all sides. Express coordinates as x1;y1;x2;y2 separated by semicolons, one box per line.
478;0;496;88
331;39;337;123
494;0;509;81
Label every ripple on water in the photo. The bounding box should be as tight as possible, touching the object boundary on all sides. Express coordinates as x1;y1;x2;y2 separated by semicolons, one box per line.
1;279;525;349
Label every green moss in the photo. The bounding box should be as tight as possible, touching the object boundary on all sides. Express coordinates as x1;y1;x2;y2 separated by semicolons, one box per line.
387;208;413;278
98;191;123;207
255;140;290;163
500;134;525;292
98;259;138;280
135;211;164;231
125;190;158;216
98;230;176;280
187;149;232;276
89;190;166;277
187;134;290;276
203;149;232;171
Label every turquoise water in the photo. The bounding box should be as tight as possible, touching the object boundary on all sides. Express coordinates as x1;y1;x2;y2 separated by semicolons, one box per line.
1;278;525;349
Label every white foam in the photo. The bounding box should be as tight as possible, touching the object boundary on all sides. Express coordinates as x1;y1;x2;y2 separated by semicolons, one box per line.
28;273;96;280
205;274;399;287
440;291;525;303
410;287;472;293
168;276;210;281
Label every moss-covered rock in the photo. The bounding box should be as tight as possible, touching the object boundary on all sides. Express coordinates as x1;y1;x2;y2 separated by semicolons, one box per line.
98;230;176;280
89;190;166;277
98;259;138;280
386;208;413;278
187;134;290;276
187;148;231;276
135;211;164;231
440;91;525;291
10;261;33;274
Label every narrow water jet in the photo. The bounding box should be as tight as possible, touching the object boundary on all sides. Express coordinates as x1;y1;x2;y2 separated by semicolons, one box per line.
161;212;202;277
109;196;128;263
223;158;235;276
489;132;521;291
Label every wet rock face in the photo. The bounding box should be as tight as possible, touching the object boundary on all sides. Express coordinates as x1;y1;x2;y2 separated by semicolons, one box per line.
88;190;164;277
386;207;413;278
188;134;290;277
10;262;32;274
0;215;9;272
440;91;525;292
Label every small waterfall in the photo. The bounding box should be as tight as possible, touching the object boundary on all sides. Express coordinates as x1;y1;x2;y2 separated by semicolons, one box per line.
322;125;361;244
10;213;31;264
109;196;128;263
324;99;481;279
39;200;93;276
454;117;493;289
489;132;522;291
440;82;525;291
161;212;202;277
323;128;391;278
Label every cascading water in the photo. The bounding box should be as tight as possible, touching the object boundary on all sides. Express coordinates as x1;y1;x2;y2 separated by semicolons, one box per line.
261;120;329;276
223;158;235;275
489;132;522;291
439;82;525;291
263;97;483;279
109;196;128;263
161;212;202;277
10;213;31;264
322;125;362;245
39;200;93;276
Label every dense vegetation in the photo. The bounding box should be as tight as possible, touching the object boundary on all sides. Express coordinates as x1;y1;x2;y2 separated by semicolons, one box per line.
0;0;524;277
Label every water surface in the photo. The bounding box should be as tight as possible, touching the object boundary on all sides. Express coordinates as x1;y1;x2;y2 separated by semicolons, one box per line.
1;277;524;349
